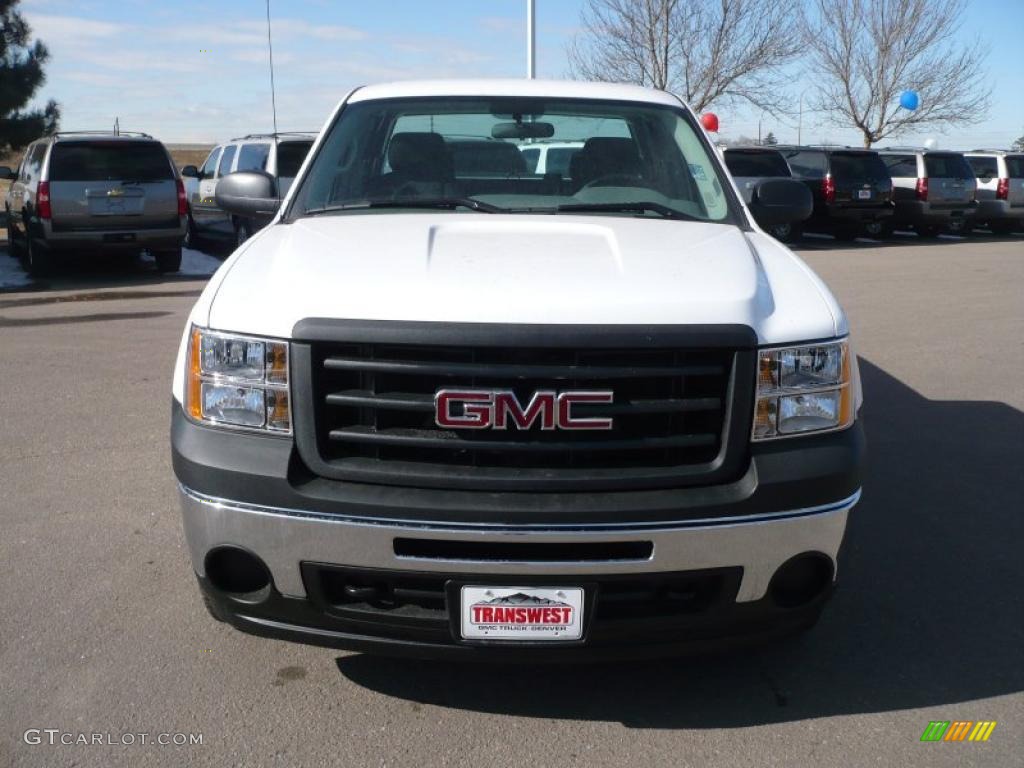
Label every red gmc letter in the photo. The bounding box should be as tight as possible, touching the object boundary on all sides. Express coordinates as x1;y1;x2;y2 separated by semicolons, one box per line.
493;391;556;430
435;390;493;429
557;391;614;430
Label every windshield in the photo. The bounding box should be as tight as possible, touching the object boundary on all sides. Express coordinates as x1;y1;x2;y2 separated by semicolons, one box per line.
277;140;313;178
924;154;973;180
289;97;735;222
830;152;890;182
49;141;173;182
723;150;791;178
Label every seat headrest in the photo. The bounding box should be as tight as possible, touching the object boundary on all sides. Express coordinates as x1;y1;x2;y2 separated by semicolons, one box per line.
388;132;450;177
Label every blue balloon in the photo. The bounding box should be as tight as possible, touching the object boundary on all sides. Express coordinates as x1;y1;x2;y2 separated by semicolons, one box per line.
899;90;920;110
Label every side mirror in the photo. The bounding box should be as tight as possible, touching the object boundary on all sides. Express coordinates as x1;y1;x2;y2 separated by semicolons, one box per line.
181;165;199;178
0;166;15;180
749;178;812;226
215;171;280;218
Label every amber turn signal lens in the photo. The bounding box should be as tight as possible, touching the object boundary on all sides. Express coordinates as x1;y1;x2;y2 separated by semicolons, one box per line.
187;326;203;421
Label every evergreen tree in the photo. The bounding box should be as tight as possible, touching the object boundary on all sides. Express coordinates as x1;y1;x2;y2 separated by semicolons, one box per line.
763;131;778;145
1;0;59;156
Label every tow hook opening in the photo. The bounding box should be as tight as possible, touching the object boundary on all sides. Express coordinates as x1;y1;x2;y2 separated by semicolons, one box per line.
204;546;273;602
769;552;834;609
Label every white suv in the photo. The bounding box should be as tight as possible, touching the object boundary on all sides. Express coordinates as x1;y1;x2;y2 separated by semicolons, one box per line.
180;132;315;248
171;80;863;661
963;150;1024;234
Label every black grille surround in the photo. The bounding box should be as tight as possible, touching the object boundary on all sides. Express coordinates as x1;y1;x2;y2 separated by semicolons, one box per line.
291;320;757;492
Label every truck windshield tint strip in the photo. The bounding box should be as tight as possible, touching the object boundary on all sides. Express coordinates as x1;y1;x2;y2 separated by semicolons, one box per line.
49;142;173;181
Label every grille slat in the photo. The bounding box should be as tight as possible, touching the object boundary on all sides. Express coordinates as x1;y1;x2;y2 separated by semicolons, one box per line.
297;326;753;492
323;356;724;380
325;389;722;415
328;425;718;452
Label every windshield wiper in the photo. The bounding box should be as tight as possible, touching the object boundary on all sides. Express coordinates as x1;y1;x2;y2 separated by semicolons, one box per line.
553;201;700;221
303;197;502;216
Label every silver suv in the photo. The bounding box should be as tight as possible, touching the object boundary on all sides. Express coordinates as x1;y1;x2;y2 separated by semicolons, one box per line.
180;132;315;248
1;132;186;275
876;148;977;237
963;150;1024;234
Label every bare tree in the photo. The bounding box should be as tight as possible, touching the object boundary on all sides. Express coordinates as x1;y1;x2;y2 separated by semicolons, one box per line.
804;0;991;147
567;0;804;113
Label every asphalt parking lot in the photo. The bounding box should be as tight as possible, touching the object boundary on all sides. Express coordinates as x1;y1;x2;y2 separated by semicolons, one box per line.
1;235;1021;767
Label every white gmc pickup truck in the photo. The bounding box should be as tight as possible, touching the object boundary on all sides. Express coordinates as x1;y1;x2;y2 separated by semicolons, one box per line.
171;80;864;660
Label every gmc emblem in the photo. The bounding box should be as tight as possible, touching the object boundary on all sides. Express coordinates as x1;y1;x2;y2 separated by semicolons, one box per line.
435;389;614;431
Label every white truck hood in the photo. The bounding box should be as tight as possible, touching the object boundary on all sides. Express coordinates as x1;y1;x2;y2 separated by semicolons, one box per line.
202;214;842;343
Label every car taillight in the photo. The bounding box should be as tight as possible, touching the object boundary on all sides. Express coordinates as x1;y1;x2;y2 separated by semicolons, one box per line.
36;181;52;220
822;175;835;204
915;177;928;202
176;178;188;216
996;178;1009;200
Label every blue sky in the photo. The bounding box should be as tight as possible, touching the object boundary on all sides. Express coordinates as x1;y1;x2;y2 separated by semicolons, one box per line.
20;0;1024;148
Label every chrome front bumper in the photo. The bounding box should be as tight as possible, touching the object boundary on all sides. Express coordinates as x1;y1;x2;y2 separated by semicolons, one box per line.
178;485;859;603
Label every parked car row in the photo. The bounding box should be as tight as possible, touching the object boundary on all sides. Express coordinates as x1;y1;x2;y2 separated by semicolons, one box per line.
2;128;1020;277
721;144;1024;241
1;130;316;275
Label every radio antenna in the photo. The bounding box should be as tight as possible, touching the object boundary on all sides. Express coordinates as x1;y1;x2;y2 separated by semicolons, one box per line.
265;0;279;137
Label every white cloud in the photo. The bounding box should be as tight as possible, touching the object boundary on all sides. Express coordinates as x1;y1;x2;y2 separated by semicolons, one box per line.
27;13;125;42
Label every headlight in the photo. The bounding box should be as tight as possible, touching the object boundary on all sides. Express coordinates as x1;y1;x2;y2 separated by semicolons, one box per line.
186;326;291;433
753;339;853;440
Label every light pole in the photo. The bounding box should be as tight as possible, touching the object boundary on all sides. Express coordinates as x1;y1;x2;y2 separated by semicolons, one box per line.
797;88;810;145
526;0;536;79
758;110;768;145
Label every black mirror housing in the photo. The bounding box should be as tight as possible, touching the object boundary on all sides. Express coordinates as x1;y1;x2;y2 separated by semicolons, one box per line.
181;165;199;178
0;166;15;180
749;179;813;226
215;171;280;218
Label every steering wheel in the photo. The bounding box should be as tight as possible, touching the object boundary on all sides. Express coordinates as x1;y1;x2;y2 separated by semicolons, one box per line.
580;173;645;190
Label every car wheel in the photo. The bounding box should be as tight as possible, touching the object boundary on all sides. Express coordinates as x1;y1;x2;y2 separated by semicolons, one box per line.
4;207;22;257
182;209;199;250
155;247;182;273
233;218;253;248
945;218;966;235
916;224;940;239
25;235;54;276
863;221;884;238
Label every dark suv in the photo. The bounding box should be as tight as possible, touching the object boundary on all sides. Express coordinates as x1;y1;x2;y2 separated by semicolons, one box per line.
2;132;186;274
722;146;808;242
777;146;894;240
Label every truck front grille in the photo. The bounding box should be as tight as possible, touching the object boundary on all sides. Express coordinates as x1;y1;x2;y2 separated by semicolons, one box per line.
292;321;755;492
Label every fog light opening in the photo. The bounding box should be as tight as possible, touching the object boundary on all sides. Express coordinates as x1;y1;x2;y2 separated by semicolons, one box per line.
204;546;272;600
769;553;834;609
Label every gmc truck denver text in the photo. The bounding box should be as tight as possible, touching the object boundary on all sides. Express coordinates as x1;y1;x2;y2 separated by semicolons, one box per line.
171;80;865;660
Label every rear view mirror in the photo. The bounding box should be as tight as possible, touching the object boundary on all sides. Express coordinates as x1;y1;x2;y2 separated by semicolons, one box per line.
180;165;199;178
215;171;280;218
491;122;555;140
0;166;15;180
749;179;813;226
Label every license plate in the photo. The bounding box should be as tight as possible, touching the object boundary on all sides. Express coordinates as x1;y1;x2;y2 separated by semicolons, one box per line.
460;586;584;641
858;189;871;200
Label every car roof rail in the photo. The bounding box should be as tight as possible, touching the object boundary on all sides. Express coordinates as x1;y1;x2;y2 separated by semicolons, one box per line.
230;131;317;141
968;148;1008;153
49;130;154;139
